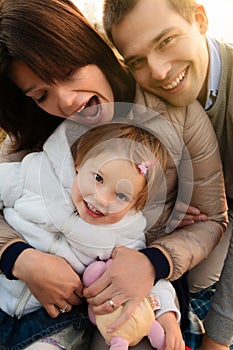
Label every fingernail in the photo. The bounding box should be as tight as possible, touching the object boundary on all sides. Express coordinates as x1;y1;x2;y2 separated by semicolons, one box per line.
106;327;113;334
192;209;200;215
199;215;207;221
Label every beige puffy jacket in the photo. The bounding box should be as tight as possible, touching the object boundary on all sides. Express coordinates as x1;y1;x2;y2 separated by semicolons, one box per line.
0;86;228;280
127;86;228;280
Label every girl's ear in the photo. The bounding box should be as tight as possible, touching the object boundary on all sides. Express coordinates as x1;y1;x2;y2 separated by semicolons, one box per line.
194;5;208;34
75;165;80;174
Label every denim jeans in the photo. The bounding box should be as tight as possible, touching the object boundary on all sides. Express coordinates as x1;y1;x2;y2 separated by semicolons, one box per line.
88;329;154;350
0;305;91;350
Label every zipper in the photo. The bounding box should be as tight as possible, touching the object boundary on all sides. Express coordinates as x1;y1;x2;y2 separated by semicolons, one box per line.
14;233;63;318
14;285;32;319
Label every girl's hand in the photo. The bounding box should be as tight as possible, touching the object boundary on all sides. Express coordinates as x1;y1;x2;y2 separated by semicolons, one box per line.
157;312;185;350
12;248;83;317
83;245;155;332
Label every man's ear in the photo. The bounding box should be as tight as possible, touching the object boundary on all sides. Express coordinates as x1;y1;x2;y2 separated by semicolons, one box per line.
194;4;208;34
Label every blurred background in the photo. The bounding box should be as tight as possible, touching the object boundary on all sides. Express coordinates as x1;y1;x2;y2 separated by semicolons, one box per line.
73;0;233;42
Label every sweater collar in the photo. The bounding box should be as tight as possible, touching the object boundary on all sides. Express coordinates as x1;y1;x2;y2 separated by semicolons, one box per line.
205;37;221;110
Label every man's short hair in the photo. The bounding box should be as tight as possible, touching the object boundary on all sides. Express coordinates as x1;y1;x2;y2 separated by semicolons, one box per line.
103;0;197;44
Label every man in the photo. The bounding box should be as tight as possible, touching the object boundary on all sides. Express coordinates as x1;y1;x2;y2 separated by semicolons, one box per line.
103;1;233;349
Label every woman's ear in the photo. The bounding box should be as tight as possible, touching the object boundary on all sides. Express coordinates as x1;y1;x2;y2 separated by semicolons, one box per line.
194;5;208;34
75;165;80;174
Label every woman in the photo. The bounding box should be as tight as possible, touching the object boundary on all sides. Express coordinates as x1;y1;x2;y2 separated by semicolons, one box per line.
0;0;228;349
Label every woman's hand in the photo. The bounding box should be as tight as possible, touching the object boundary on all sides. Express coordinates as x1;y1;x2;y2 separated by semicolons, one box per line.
83;245;155;332
170;202;208;229
157;312;185;350
12;248;83;317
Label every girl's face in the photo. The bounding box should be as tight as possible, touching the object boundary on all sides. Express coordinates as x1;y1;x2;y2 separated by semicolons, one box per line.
71;154;146;225
9;60;114;125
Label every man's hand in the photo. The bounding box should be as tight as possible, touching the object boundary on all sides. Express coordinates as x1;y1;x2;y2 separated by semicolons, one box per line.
83;245;155;332
170;202;208;229
197;334;228;350
12;249;83;317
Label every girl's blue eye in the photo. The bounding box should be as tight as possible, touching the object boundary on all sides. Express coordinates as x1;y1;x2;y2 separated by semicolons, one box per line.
94;173;103;183
117;192;128;202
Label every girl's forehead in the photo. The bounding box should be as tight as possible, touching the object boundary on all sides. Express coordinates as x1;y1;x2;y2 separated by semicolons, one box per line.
87;152;131;168
81;153;137;177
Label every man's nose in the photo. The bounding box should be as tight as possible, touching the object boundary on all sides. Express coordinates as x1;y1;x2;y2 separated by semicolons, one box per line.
147;53;171;81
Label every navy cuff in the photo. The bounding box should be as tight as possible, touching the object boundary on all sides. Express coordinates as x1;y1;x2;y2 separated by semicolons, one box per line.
140;247;170;282
0;242;34;280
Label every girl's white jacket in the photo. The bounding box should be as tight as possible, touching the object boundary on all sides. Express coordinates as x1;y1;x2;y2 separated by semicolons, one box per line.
0;120;179;320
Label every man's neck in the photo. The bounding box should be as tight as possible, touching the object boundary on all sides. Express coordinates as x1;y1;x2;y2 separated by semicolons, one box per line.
202;37;221;110
198;74;209;107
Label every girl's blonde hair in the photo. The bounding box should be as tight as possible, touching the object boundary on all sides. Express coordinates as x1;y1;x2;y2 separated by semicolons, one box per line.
71;123;167;211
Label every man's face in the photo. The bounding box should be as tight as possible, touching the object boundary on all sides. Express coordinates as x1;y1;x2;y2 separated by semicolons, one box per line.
112;0;209;107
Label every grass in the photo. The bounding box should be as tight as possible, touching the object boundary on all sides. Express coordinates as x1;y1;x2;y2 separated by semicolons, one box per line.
0;129;6;145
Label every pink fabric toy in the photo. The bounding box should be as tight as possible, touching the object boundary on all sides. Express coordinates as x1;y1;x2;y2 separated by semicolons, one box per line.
83;260;165;350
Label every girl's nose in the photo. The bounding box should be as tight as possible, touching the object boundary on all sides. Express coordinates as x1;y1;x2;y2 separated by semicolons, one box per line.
95;187;115;207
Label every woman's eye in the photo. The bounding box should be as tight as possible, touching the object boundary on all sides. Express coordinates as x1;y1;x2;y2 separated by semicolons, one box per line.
117;192;128;202
33;92;47;104
65;67;74;77
94;173;103;183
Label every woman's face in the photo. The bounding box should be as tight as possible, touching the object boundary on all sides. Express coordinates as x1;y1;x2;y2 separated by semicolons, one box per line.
9;60;115;125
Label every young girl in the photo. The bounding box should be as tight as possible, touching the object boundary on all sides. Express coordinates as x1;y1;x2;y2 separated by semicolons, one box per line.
0;121;184;349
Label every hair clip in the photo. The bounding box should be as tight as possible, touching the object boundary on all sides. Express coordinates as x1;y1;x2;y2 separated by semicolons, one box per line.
138;159;157;175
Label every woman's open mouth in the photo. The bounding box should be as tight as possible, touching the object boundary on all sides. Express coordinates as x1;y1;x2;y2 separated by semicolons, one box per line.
73;95;103;124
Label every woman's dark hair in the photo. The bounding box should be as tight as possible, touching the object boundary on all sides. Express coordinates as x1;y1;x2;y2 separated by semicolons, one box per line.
0;0;135;151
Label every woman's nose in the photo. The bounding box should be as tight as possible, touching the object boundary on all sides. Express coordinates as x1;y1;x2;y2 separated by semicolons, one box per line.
57;87;77;114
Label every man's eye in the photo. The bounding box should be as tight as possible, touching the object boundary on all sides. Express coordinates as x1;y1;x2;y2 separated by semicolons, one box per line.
94;173;103;183
127;57;145;71
117;192;128;202
160;36;174;49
